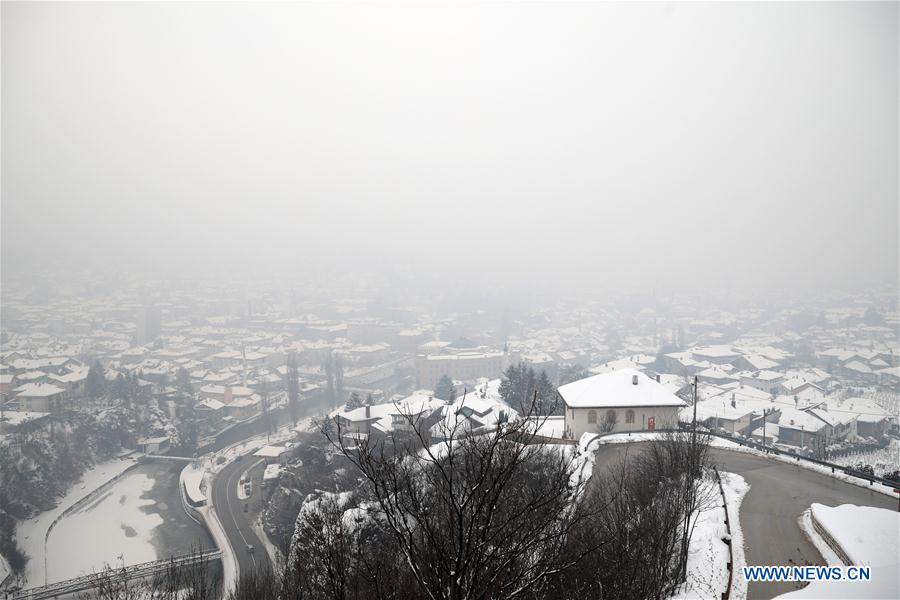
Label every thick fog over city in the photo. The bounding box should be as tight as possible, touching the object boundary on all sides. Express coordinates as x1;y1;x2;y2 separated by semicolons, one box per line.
1;3;898;600
3;2;898;293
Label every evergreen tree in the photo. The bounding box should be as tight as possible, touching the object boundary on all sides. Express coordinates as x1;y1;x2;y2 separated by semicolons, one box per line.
365;393;374;405
559;364;588;386
111;373;129;402
85;360;107;399
323;354;335;408
334;355;345;407
433;375;456;402
286;351;300;425
535;370;558;415
175;367;193;396
345;392;363;410
653;343;678;375
864;306;885;326
498;364;559;415
499;363;536;411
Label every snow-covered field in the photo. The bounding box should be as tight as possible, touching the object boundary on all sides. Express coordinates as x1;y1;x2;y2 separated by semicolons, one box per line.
830;439;899;477
16;456;137;587
44;471;163;583
672;472;750;600
776;503;900;599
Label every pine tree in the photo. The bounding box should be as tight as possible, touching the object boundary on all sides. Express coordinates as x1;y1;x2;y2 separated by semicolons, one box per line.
286;351;300;426
334;355;344;407
434;375;456;402
85;360;107;399
175;367;193;397
323;354;335;408
559;364;588;386
535;370;559;416
345;392;363;410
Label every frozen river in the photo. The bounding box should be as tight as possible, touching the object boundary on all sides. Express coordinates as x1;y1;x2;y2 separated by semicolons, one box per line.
26;460;213;586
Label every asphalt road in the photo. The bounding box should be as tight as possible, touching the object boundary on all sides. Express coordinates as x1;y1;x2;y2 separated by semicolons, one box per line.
592;443;897;599
210;397;333;582
211;456;270;579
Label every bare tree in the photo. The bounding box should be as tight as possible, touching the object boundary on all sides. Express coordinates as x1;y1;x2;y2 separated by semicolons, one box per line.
313;393;614;600
78;548;219;600
598;409;618;434
564;430;713;600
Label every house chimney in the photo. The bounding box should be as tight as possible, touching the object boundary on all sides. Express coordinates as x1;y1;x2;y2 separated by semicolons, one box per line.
655;374;660;383
632;374;638;385
365;404;370;418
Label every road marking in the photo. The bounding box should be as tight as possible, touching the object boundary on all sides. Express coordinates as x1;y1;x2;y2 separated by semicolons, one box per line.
224;460;257;569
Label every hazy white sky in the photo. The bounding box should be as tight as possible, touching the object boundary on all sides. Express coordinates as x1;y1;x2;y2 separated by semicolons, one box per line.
2;2;897;294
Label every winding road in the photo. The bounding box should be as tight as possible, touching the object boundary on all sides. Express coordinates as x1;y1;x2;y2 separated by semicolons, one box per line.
211;455;270;579
592;443;897;599
209;397;331;582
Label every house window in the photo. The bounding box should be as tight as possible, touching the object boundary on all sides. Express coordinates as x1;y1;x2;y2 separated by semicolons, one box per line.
625;409;635;424
587;410;597;424
606;410;616;424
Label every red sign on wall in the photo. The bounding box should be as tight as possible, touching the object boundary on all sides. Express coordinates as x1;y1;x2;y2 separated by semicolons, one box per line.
648;416;656;430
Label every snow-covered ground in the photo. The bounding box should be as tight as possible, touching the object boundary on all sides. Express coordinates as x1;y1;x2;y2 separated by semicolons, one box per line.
776;503;900;599
0;554;10;587
581;430;897;497
203;416;313;478
830;439;899;477
708;437;898;497
16;456;137;587
525;416;565;439
721;472;750;600
181;462;206;505
671;472;750;600
44;471;163;583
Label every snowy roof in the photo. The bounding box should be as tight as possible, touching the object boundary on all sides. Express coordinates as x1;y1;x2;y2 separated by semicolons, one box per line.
781;378;824;393
255;444;290;458
197;398;225;410
263;464;282;480
558;368;686;409
697;366;739;381
691;346;739;359
332;395;445;429
843;361;873;374
740;370;784;382
0;410;51;426
777;407;826;432
139;436;170;444
14;382;66;397
736;354;780;370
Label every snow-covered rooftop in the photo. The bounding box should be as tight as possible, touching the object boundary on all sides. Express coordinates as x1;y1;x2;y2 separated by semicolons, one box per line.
558;368;687;409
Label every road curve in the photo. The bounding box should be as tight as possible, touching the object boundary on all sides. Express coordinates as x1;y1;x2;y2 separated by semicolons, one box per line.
592;443;897;600
211;456;270;580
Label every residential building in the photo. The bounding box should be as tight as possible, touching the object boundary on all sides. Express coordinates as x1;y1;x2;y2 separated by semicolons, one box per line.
558;368;686;439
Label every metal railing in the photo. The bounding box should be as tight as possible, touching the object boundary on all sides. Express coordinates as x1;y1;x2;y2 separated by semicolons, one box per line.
7;550;222;600
583;428;900;490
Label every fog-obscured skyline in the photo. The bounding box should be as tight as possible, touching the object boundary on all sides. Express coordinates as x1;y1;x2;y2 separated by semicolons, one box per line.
2;1;897;295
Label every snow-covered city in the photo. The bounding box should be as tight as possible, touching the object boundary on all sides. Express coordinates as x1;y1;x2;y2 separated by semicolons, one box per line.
2;2;898;600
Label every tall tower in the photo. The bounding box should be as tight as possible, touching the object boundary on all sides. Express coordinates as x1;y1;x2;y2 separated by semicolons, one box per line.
136;305;162;345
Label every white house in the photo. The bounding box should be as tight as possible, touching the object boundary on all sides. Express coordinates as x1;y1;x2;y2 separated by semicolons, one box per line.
558;368;687;439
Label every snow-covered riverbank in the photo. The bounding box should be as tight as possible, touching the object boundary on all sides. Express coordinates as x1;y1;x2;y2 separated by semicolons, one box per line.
16;458;213;588
16;456;137;587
